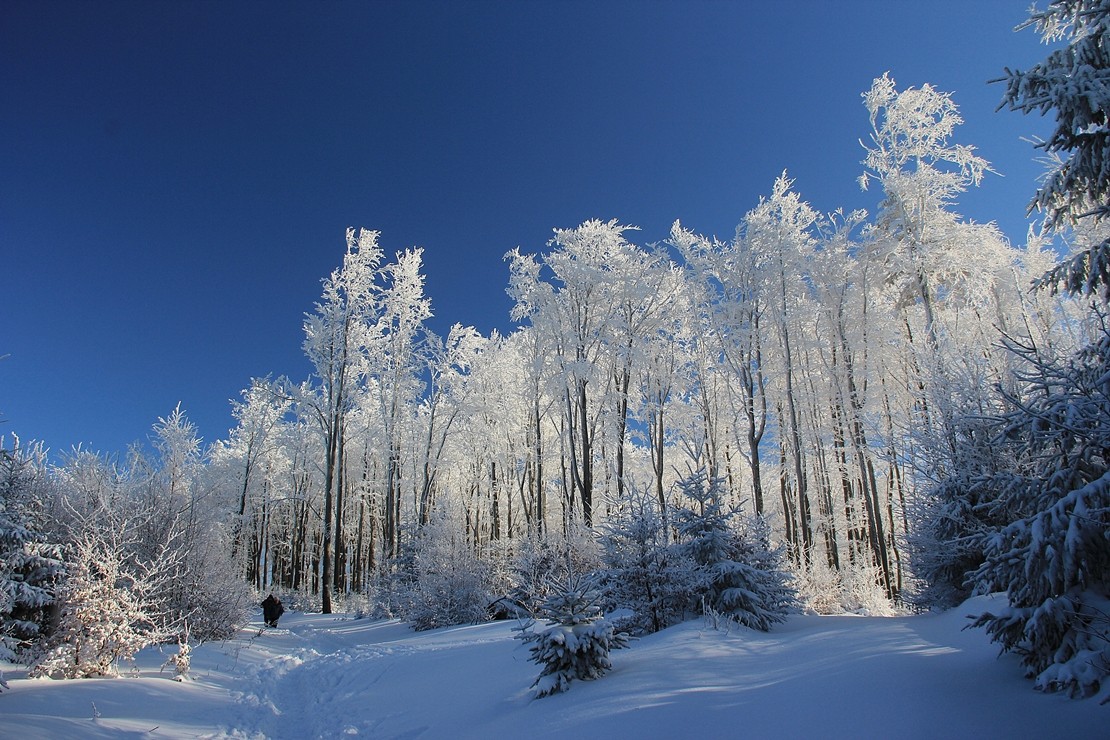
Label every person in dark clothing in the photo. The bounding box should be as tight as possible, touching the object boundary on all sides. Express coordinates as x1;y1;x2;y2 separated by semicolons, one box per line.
261;593;284;627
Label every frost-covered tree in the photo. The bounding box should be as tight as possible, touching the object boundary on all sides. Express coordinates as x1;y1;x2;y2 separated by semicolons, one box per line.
507;220;663;527
300;228;433;609
30;529;173;678
43;411;248;646
672;470;796;631
302;227;384;613
599;486;697;634
405;507;494;631
217;376;292;587
367;244;433;562
859;73;1033;604
0;440;62;671
861;72;994;351
995;0;1110;298
415;324;484;525
515;572;628;698
745;174;823;562
671;220;770;518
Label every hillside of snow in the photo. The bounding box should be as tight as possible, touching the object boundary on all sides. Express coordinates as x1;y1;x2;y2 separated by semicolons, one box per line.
0;594;1104;738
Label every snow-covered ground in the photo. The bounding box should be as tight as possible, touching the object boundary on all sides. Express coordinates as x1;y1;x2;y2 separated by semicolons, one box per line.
1;594;1103;739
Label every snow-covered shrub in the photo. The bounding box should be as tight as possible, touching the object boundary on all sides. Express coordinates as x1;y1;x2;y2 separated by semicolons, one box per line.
790;557;843;615
170;558;250;642
791;558;896;616
405;510;494;631
161;623;192;681
31;533;168;678
482;538;521;618
673;470;796;631
515;573;628;698
837;561;900;617
366;559;416;621
47;428;251;645
335;590;375;620
904;413;1017;610
143;411;252;641
599;489;697;634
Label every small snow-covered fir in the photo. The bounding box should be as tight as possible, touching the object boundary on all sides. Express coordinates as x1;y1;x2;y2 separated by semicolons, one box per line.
0;440;63;672
516;573;629;697
672;470;797;631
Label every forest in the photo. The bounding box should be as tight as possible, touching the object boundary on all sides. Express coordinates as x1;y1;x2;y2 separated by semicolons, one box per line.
2;0;1108;701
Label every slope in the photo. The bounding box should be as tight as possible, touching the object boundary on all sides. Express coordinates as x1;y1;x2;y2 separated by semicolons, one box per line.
0;594;1103;738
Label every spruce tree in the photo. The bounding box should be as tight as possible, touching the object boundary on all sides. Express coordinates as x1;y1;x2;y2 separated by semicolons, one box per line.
966;331;1110;697
997;0;1110;298
949;0;1110;698
600;489;696;635
672;470;796;632
0;443;62;675
515;573;628;698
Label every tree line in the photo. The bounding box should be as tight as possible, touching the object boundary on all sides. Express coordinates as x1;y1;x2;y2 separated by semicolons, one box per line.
3;0;1107;699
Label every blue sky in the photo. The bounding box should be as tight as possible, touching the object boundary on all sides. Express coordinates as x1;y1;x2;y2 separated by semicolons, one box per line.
1;1;1055;456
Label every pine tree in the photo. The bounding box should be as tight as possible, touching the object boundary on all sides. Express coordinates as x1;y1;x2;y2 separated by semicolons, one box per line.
0;442;62;674
515;572;628;698
599;488;697;635
672;470;796;632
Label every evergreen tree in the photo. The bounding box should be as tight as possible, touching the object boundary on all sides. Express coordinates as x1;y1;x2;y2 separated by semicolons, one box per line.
966;329;1110;698
599;488;697;635
672;470;796;632
943;0;1110;699
515;572;628;698
996;0;1110;298
0;442;62;673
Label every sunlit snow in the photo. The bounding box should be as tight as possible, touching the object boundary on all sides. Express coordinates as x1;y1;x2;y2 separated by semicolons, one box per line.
1;594;1103;739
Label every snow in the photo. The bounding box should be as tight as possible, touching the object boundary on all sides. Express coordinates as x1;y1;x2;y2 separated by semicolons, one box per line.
0;594;1103;739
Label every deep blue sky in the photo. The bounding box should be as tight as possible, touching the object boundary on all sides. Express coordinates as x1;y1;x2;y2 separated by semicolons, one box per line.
2;0;1054;456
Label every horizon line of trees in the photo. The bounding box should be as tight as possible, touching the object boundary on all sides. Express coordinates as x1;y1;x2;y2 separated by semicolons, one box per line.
9;72;1079;615
196;69;1077;614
